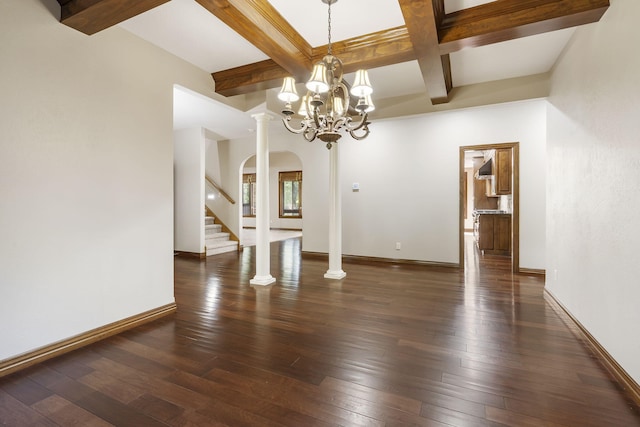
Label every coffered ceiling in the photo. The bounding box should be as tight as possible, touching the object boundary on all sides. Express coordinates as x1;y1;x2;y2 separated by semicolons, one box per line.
55;0;609;134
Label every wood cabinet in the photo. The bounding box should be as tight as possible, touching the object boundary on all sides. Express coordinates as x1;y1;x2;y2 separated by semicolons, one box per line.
473;157;498;210
477;214;511;256
494;148;512;195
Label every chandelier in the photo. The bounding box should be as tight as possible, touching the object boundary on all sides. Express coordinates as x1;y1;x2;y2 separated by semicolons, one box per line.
278;0;374;149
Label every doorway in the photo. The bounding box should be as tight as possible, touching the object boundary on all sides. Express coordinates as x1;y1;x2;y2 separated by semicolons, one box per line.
459;143;520;274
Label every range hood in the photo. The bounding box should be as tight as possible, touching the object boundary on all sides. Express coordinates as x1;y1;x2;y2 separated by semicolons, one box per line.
476;158;493;179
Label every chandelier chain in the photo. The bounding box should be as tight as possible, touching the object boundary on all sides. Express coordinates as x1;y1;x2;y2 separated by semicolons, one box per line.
327;0;332;55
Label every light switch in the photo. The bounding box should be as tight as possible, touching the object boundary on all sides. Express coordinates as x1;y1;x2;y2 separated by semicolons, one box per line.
352;183;360;191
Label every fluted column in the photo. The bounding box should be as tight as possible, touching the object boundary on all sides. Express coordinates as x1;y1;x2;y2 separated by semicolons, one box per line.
324;143;346;280
250;113;275;286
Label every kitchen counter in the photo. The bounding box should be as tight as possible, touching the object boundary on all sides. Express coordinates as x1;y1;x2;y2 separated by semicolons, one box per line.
473;211;511;256
473;209;510;215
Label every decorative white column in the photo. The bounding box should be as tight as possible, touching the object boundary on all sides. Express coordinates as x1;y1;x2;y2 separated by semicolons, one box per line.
250;113;275;286
324;143;346;280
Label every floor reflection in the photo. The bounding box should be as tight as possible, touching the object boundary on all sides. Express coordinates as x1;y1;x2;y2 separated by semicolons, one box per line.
278;237;301;285
462;231;533;338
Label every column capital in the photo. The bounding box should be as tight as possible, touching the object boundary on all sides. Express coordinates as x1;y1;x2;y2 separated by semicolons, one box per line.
251;112;275;122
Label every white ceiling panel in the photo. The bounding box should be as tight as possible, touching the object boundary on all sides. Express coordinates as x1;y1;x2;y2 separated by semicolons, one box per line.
361;61;426;100
267;0;406;47
119;0;269;73
450;28;576;87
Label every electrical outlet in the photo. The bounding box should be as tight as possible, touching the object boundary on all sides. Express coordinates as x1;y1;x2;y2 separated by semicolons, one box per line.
395;242;401;250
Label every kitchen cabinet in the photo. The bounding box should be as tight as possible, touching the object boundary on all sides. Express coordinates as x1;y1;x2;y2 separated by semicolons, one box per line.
494;148;512;195
477;214;511;256
473;157;498;210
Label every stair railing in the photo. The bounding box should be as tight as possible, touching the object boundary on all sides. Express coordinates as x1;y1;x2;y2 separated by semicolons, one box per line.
205;175;235;204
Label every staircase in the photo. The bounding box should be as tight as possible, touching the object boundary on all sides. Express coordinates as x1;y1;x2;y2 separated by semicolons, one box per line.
205;216;238;256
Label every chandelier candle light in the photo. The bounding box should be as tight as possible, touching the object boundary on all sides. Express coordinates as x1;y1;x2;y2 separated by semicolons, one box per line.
278;0;374;149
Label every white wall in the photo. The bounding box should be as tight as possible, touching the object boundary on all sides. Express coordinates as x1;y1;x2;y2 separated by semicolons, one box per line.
221;101;547;269
203;137;235;228
546;0;640;383
340;101;546;266
205;136;222;183
0;0;214;360
174;128;205;254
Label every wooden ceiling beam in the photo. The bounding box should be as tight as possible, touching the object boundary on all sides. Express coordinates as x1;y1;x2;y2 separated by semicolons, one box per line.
314;27;416;73
211;0;607;99
213;59;289;97
438;0;610;54
397;0;452;104
195;0;312;78
57;0;608;104
57;0;170;35
213;27;416;97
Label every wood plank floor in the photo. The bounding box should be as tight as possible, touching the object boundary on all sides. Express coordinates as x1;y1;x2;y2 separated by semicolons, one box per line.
2;236;639;426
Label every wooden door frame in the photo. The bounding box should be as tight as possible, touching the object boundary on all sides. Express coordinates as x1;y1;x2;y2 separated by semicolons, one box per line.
459;142;520;274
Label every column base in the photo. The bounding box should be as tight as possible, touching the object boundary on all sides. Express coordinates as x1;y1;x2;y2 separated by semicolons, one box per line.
324;270;346;280
250;275;276;286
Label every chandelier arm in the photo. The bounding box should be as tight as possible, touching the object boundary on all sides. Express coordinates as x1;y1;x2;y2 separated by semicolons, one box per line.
312;107;324;129
348;123;370;141
337;80;349;109
330;56;344;86
344;113;369;132
331;116;349;132
303;130;317;142
282;117;309;135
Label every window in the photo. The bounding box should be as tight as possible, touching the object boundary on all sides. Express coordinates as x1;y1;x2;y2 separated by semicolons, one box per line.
242;173;256;217
279;171;302;218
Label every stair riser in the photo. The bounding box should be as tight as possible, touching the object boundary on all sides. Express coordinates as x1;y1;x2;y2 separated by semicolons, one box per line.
206;244;238;256
204;216;236;256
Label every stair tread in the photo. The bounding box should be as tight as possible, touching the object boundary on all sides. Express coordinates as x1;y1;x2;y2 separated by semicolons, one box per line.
206;240;238;248
205;232;229;238
206;237;231;243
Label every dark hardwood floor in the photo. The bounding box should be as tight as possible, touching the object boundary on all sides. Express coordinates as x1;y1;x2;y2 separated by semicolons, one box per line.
1;236;639;426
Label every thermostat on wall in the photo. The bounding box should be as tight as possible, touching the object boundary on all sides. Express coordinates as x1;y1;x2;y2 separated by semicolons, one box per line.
352;183;360;192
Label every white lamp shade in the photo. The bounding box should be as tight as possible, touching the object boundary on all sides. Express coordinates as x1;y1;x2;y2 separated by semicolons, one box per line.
278;77;299;102
363;94;375;112
350;69;373;97
298;95;310;116
306;63;329;93
332;96;344;116
355;94;375;113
